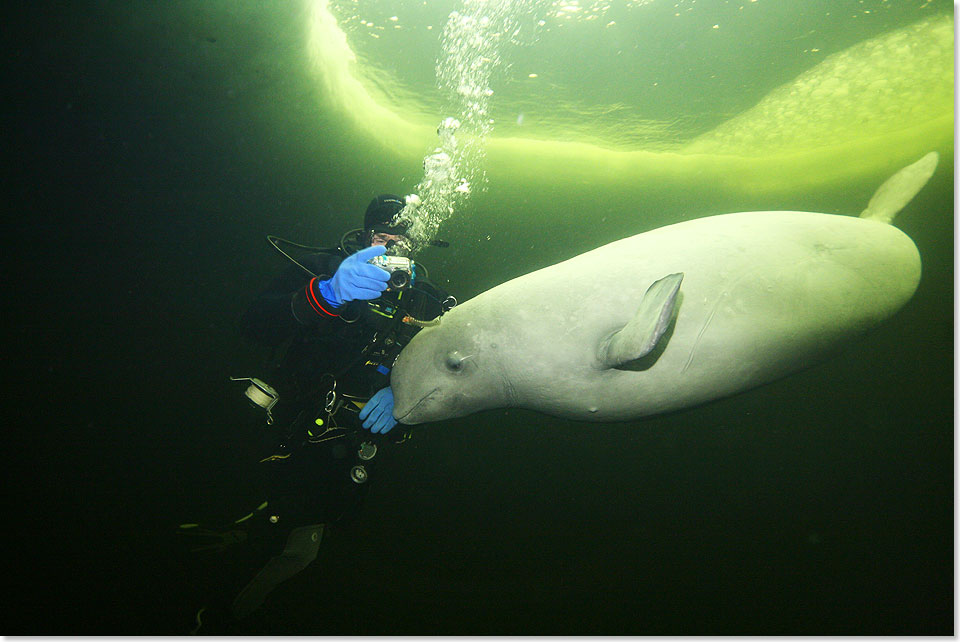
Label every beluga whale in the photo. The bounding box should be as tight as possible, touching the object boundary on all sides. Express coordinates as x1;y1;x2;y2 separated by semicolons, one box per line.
391;153;939;425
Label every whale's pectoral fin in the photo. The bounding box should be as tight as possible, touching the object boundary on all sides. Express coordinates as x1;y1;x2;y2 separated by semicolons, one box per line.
860;151;939;224
598;272;683;369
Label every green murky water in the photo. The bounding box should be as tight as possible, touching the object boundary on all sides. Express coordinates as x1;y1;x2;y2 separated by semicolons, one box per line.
10;0;953;634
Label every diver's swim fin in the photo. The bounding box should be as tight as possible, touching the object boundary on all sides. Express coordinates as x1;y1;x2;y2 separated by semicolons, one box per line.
230;523;326;620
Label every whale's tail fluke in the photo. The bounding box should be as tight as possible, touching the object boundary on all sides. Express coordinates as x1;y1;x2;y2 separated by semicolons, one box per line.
860;151;939;224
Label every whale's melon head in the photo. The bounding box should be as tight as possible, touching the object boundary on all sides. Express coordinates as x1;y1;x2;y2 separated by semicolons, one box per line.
392;304;511;425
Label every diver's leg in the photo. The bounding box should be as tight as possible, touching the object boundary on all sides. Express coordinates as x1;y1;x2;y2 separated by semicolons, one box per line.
229;523;325;620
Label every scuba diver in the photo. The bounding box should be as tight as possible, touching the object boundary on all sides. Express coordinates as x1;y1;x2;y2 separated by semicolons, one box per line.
178;194;453;633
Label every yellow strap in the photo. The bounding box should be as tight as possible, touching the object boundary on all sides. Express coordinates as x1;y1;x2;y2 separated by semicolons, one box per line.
259;453;292;463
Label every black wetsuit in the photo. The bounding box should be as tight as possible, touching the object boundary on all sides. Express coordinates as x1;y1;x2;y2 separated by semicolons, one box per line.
239;241;450;527
179;238;450;630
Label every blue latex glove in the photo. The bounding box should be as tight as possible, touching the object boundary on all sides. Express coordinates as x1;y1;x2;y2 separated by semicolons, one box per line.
316;245;390;307
359;387;398;434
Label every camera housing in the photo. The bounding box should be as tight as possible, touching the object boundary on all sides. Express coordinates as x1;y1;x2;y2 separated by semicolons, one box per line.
369;255;415;290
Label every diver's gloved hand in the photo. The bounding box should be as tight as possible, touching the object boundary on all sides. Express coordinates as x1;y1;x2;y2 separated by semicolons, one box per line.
359;386;398;434
316;245;390;307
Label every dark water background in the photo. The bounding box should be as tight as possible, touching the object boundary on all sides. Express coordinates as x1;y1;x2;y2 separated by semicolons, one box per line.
8;1;953;635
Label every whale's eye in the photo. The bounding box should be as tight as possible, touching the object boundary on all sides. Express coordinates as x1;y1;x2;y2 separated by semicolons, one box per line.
444;351;472;374
445;351;464;371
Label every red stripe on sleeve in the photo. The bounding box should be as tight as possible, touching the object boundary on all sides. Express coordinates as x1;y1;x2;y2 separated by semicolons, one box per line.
306;278;340;317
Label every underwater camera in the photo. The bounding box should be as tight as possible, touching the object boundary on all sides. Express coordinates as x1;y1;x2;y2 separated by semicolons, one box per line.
369;255;415;290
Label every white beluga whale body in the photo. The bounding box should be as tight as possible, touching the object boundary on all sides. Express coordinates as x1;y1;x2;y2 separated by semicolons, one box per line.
391;153;938;425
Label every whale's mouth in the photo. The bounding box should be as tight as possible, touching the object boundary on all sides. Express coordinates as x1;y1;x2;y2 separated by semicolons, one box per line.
395;387;439;423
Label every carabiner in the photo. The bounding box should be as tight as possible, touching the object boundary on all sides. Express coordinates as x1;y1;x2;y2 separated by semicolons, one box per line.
324;379;338;414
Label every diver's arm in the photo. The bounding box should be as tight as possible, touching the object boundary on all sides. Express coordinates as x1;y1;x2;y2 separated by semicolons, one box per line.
240;254;343;346
241;246;391;345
